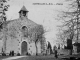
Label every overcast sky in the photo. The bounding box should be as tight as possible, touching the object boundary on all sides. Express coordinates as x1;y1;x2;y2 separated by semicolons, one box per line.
6;0;67;47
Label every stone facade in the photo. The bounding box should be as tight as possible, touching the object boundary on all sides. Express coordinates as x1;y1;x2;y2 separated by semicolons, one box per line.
0;6;46;55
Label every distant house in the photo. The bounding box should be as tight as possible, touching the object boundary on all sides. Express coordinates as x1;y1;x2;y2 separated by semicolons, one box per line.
0;6;46;55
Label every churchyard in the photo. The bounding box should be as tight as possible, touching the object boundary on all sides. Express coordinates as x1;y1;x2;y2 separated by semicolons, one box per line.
0;55;63;60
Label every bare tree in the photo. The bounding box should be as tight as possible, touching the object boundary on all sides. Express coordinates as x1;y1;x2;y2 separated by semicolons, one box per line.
56;0;80;54
28;25;45;55
35;25;45;55
0;0;10;25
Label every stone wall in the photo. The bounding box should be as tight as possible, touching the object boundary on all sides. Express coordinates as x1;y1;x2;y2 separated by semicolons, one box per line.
1;17;45;55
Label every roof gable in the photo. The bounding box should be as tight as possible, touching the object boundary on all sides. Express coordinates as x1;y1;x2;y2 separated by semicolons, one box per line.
19;6;28;13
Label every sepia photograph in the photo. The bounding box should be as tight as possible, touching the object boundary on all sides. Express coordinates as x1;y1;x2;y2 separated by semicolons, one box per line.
0;0;80;60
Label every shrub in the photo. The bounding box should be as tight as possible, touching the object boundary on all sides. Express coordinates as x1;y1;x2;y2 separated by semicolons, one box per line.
17;53;20;56
2;52;6;56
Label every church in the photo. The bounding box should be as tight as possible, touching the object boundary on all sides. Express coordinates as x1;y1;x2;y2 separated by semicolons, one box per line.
0;6;46;55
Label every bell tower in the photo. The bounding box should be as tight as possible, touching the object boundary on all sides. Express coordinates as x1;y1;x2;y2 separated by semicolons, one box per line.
19;6;29;18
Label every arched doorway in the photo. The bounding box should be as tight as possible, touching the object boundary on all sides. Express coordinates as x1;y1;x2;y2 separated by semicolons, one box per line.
21;41;27;55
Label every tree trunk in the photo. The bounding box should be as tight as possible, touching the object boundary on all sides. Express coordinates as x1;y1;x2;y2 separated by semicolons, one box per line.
69;39;73;55
35;42;38;56
3;23;7;53
70;49;72;55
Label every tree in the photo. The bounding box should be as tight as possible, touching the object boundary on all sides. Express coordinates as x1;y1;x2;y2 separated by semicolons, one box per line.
57;0;80;54
28;25;45;55
0;0;10;27
47;41;53;54
35;25;45;55
0;0;10;53
40;37;46;54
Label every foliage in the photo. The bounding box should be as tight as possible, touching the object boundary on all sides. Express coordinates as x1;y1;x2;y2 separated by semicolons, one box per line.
56;0;80;54
28;25;45;42
56;0;80;44
0;0;10;29
28;25;45;55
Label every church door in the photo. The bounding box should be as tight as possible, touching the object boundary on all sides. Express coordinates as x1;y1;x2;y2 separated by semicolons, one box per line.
21;41;27;55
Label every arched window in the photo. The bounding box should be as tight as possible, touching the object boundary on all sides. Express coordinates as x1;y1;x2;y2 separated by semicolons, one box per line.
22;26;27;30
22;26;28;37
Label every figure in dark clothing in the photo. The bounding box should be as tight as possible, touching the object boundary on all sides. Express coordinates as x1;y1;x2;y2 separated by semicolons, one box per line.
55;50;58;58
9;51;12;56
12;51;14;56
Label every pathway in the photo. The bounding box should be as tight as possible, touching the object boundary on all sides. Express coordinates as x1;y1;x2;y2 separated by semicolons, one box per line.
2;56;27;60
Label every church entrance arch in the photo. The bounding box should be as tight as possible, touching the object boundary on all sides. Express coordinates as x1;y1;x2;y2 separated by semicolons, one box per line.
21;41;27;55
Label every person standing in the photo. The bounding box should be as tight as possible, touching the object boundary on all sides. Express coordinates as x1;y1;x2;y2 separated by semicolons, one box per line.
54;46;58;59
55;49;58;58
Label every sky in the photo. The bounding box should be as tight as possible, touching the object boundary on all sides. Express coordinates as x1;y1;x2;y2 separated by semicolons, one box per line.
6;0;66;47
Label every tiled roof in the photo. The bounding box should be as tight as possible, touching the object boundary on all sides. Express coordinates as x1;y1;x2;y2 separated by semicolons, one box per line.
5;20;15;25
5;17;38;28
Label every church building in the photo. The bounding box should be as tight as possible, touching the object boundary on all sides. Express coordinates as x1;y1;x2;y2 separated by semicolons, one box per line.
0;6;46;55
